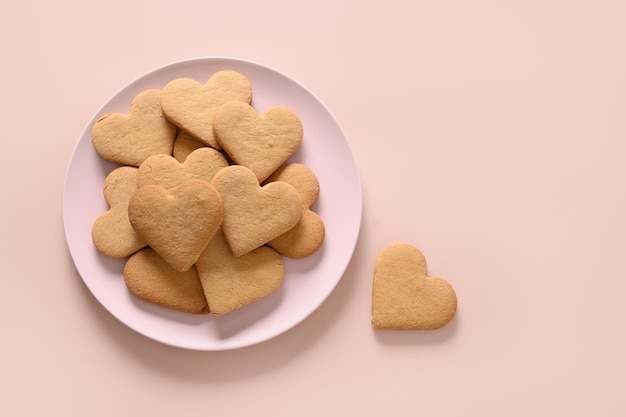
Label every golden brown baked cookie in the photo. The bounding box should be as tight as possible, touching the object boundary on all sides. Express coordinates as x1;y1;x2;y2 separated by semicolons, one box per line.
211;165;302;257
213;101;303;182
372;244;457;330
264;163;319;207
136;147;228;189
124;247;209;314
265;163;325;258
267;210;325;259
196;229;284;316
91;89;176;167
92;166;146;258
172;130;207;162
128;179;223;272
160;70;252;149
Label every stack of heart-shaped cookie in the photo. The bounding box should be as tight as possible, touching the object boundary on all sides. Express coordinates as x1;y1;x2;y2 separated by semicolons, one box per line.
91;70;325;316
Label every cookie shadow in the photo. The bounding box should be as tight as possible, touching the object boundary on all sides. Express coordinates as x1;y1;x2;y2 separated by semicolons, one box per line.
212;284;286;338
128;292;213;325
95;249;126;276
281;241;326;275
373;312;460;345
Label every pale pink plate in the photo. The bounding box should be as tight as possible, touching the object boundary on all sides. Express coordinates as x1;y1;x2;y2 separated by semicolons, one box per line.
63;57;362;350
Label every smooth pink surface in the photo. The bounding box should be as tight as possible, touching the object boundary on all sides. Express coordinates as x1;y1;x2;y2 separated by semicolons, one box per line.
2;1;625;415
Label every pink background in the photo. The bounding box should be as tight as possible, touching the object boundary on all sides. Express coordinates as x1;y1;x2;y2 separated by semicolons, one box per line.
2;1;625;415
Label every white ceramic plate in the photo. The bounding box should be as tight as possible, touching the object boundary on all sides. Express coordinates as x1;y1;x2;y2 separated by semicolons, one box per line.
63;57;362;350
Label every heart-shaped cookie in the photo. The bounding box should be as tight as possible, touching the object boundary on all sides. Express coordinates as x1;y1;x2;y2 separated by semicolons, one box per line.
128;179;223;272
211;165;302;257
196;229;284;316
124;247;209;314
160;70;252;149
213;101;303;182
92;166;147;258
172;130;207;162
265;163;325;258
136;147;228;189
372;244;457;330
267;210;325;259
264;163;319;207
92;89;176;167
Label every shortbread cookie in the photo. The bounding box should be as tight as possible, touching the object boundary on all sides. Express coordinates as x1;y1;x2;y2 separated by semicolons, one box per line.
268;210;325;259
161;70;252;149
372;244;457;330
92;166;146;258
211;165;302;257
265;163;325;258
128;179;223;272
92;89;176;167
213;101;303;182
264;163;319;207
173;130;206;162
124;247;209;314
136;147;228;189
196;229;284;316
